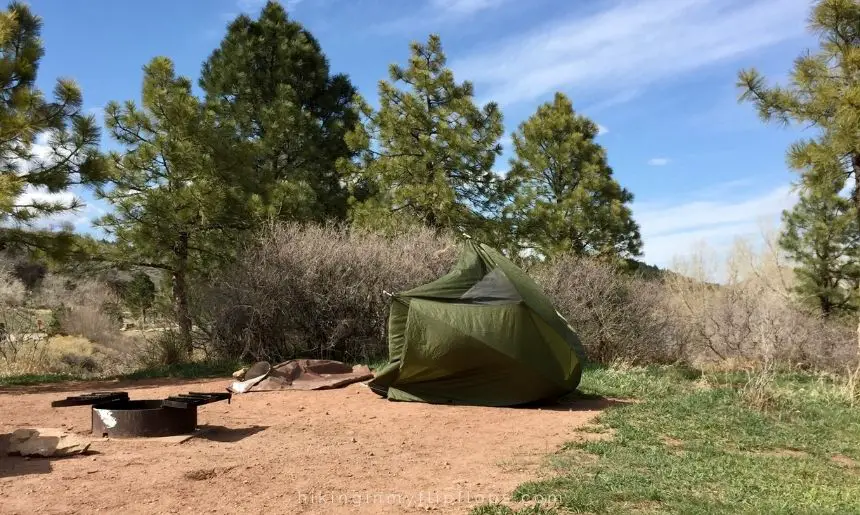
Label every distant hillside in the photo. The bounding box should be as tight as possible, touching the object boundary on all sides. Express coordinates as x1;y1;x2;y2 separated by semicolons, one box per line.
623;258;673;280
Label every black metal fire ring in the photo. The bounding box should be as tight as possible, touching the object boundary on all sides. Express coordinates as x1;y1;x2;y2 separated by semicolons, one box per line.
52;391;231;438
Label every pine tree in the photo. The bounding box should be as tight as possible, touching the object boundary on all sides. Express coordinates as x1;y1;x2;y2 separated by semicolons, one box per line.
99;57;251;356
738;0;860;324
504;92;641;260
0;2;106;255
781;169;860;317
200;1;357;221
124;271;156;325
342;34;504;236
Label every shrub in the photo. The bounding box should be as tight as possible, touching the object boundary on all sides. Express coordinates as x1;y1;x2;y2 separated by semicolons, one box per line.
12;260;46;291
0;263;26;306
59;352;100;372
33;275;128;352
201;223;457;362
665;237;856;373
532;256;683;365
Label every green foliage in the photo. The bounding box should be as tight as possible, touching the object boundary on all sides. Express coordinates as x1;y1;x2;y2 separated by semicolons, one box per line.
343;34;504;237
200;1;358;221
505;93;641;260
505;365;860;514
739;0;860;319
0;2;107;254
98;56;252;354
123;271;156;321
780;166;860;317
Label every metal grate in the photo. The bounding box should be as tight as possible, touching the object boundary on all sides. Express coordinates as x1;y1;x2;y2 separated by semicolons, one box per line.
161;392;232;409
51;391;130;407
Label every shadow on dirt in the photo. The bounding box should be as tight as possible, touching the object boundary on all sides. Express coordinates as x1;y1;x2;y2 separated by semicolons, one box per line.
195;425;268;443
0;449;100;479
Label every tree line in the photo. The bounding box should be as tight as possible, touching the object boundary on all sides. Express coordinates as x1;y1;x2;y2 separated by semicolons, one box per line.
2;0;859;354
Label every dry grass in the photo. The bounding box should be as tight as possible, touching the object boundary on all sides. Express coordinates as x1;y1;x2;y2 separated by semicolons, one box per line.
0;271;145;377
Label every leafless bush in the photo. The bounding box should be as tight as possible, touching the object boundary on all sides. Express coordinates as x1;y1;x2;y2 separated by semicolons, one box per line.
0;261;26;306
32;274;129;353
533;256;683;364
200;223;457;362
665;236;856;373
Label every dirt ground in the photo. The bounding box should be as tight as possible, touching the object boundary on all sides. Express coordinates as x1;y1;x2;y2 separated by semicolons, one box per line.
0;377;612;514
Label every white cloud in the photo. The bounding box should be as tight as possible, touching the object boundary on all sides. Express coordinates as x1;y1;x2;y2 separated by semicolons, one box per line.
453;0;809;106
373;0;506;34
635;183;797;267
647;157;670;166
597;124;609;136
430;0;504;17
17;186;77;212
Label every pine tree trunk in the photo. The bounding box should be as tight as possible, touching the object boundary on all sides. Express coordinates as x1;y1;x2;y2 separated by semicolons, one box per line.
852;153;860;359
172;232;193;358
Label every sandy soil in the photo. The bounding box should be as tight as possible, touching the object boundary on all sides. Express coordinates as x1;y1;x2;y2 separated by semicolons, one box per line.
0;377;612;514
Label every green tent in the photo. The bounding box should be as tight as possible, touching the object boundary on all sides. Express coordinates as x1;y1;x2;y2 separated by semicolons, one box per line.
369;239;586;406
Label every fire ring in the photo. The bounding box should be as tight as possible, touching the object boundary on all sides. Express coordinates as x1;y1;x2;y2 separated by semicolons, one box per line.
52;391;231;438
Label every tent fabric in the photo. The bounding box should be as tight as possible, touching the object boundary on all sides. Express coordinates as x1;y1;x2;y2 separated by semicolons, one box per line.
228;359;373;393
369;239;586;406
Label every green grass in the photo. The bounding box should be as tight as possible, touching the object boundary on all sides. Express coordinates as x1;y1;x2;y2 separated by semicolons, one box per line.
0;356;383;387
0;359;244;387
473;365;860;515
0;372;89;386
121;359;243;380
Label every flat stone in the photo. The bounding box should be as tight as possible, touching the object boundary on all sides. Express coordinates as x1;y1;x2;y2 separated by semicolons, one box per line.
5;428;91;457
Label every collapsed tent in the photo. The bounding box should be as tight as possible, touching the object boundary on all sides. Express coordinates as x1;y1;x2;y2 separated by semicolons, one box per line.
369;239;586;406
229;359;373;393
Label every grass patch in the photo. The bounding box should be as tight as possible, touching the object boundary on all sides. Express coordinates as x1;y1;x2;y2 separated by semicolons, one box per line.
473;365;860;514
0;356;382;386
0;358;244;386
0;372;89;386
122;359;243;380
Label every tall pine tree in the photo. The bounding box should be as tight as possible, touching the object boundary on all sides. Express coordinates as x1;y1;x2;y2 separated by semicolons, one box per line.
781;169;860;317
99;57;251;355
200;1;357;221
342;34;504;236
738;0;860;325
0;2;106;255
504;92;641;260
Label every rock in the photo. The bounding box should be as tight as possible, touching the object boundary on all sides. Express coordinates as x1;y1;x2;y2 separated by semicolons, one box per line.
232;368;248;380
6;428;91;457
120;322;135;331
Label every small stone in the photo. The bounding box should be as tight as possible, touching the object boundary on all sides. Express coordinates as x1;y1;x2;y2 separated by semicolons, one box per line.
351;437;357;443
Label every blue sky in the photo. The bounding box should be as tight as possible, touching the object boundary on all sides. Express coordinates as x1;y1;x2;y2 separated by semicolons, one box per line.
25;0;816;268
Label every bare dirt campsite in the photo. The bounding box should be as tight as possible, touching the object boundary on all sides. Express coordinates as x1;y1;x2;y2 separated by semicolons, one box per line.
0;378;611;514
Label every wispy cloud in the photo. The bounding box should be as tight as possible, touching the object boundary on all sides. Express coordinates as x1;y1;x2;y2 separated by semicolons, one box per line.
452;0;809;106
373;0;507;34
597;124;609;136
648;157;670;166
430;0;503;17
635;183;797;267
